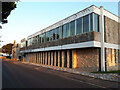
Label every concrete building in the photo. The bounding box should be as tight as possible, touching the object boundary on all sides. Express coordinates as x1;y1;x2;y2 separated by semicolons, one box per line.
20;5;120;72
12;40;21;61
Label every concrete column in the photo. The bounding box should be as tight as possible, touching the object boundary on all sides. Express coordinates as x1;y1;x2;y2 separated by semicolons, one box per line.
54;51;56;67
45;52;47;65
100;6;105;71
43;52;44;65
38;53;39;64
72;50;77;68
62;51;65;68
51;52;53;66
58;51;60;67
48;52;50;65
41;52;43;64
67;50;70;68
39;53;41;64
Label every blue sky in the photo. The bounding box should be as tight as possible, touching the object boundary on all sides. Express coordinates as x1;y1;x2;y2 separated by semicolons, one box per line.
0;1;118;47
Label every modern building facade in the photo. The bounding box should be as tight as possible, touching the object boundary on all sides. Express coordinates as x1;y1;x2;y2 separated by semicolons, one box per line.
20;5;120;72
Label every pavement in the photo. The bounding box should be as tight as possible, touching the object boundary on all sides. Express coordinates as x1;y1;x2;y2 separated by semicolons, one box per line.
2;60;120;89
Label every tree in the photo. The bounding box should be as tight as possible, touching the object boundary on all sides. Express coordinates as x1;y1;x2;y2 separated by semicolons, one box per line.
0;0;19;24
2;43;13;56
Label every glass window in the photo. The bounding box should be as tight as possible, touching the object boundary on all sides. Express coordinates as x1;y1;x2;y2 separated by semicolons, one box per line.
35;36;37;44
49;30;53;41
46;31;49;42
41;33;45;43
39;34;41;43
83;15;89;33
59;26;62;39
53;29;56;40
70;21;75;36
94;13;99;32
66;23;69;37
76;17;82;34
90;13;93;32
37;35;39;44
63;24;66;38
56;27;59;39
32;37;35;45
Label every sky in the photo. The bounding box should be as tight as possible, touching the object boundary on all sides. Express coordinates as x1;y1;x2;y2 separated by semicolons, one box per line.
0;1;119;48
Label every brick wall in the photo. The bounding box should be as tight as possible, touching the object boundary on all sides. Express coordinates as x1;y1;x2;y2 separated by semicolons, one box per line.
104;16;119;44
75;48;99;72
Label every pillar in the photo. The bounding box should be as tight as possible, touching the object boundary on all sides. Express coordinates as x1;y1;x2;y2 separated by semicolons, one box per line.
43;52;44;65
62;51;65;68
48;52;50;65
54;51;56;67
72;50;77;68
51;52;53;66
41;52;43;64
67;50;70;68
58;51;60;67
100;6;105;71
45;52;47;65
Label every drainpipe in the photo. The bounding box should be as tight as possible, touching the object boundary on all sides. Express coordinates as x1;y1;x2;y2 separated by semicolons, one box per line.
100;6;105;71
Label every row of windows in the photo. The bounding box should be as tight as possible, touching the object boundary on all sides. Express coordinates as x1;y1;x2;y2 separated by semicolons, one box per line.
27;13;99;47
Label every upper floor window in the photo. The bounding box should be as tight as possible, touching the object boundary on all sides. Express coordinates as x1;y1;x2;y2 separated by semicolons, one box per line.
46;31;49;42
53;28;56;40
94;13;99;32
83;15;89;33
56;27;59;39
41;33;45;43
39;34;41;43
70;21;75;36
49;30;53;41
76;17;82;35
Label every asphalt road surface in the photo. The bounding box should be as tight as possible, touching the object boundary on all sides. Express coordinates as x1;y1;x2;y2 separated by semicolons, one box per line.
2;60;120;89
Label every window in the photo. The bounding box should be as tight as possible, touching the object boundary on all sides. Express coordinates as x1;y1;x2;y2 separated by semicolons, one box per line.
94;13;99;32
59;26;62;39
39;34;41;43
90;13;93;32
70;21;75;36
63;25;66;38
41;33;45;43
56;27;59;39
46;31;49;42
49;30;53;41
76;17;82;34
83;15;89;33
66;23;69;37
27;39;30;46
35;36;37;44
32;37;34;45
53;29;56;40
37;35;39;44
30;38;32;45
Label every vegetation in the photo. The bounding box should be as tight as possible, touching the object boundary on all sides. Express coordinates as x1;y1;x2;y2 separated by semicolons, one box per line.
2;43;13;56
0;0;19;24
91;70;120;74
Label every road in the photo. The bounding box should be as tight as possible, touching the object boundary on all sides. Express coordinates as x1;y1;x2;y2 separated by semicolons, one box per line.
2;60;119;89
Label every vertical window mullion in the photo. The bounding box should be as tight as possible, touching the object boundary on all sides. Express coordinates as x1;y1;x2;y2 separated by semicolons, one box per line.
75;20;77;35
89;14;90;32
93;13;95;31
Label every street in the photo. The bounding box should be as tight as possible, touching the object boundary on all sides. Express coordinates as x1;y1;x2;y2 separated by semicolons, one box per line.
2;60;119;89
